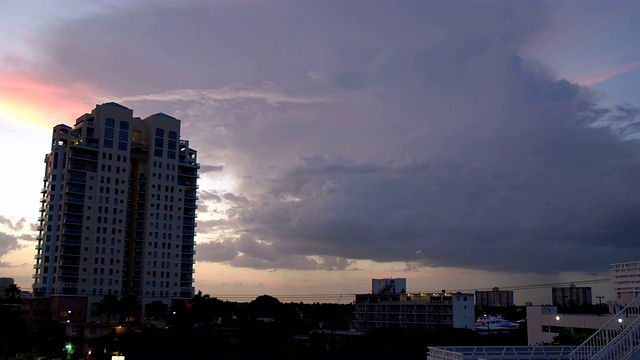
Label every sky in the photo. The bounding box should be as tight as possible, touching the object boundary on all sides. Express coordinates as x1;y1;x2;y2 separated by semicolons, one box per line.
1;0;640;305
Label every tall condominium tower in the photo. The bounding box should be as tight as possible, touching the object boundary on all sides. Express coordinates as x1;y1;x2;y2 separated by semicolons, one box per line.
32;102;198;308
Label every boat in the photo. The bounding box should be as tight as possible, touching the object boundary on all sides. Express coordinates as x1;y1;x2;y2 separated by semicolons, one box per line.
474;315;520;331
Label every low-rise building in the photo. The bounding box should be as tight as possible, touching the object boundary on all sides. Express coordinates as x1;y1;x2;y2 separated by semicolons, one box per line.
526;305;613;345
353;290;475;330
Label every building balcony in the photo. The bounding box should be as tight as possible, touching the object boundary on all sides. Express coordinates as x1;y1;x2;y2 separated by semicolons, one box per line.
65;196;85;205
63;207;83;214
178;170;199;178
60;249;81;256
63;217;83;225
67;175;86;184
62;228;82;235
178;159;200;168
65;186;86;194
177;180;198;189
59;271;79;277
68;164;90;172
70;140;99;150
59;260;80;267
61;238;82;245
69;152;98;161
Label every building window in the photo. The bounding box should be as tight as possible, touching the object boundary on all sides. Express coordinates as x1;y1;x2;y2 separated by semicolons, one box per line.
104;118;115;148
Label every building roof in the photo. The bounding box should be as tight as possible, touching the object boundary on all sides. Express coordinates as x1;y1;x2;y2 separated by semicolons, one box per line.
153;112;177;120
102;102;130;109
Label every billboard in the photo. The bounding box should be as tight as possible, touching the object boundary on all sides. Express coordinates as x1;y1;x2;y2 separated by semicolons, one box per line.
372;278;407;295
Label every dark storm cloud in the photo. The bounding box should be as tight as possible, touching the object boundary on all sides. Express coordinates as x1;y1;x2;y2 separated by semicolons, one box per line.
0;231;20;258
35;0;640;274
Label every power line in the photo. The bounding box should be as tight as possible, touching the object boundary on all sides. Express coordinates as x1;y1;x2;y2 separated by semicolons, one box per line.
439;278;611;293
204;278;613;303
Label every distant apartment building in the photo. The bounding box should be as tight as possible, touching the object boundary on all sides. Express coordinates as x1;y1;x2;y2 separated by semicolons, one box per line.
0;277;14;297
31;102;199;322
475;287;514;307
611;261;640;305
551;284;592;306
353;290;475;330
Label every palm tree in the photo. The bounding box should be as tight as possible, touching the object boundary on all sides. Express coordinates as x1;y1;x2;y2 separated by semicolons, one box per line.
144;300;168;321
3;283;22;304
119;293;142;323
93;294;120;324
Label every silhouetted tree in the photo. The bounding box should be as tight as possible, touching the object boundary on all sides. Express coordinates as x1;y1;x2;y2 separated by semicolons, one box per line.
93;294;119;324
144;300;168;321
249;294;282;320
3;283;23;304
119;293;142;323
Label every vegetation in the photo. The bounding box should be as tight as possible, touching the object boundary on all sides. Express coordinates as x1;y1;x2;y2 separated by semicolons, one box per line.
3;283;23;303
552;329;594;345
5;293;531;359
92;294;120;324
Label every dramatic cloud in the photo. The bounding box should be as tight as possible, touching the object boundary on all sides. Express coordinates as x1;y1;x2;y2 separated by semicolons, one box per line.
0;231;21;259
23;0;640;278
0;216;27;231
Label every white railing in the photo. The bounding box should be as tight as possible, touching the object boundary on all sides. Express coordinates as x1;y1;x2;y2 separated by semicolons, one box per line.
428;346;576;359
570;295;640;360
591;321;640;360
427;347;463;360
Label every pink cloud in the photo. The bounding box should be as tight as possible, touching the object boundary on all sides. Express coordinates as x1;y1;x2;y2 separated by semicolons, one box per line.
573;61;640;86
0;72;99;128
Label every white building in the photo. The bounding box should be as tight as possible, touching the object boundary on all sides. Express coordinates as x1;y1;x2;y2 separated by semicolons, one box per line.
31;102;199;318
611;261;640;305
526;305;613;346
